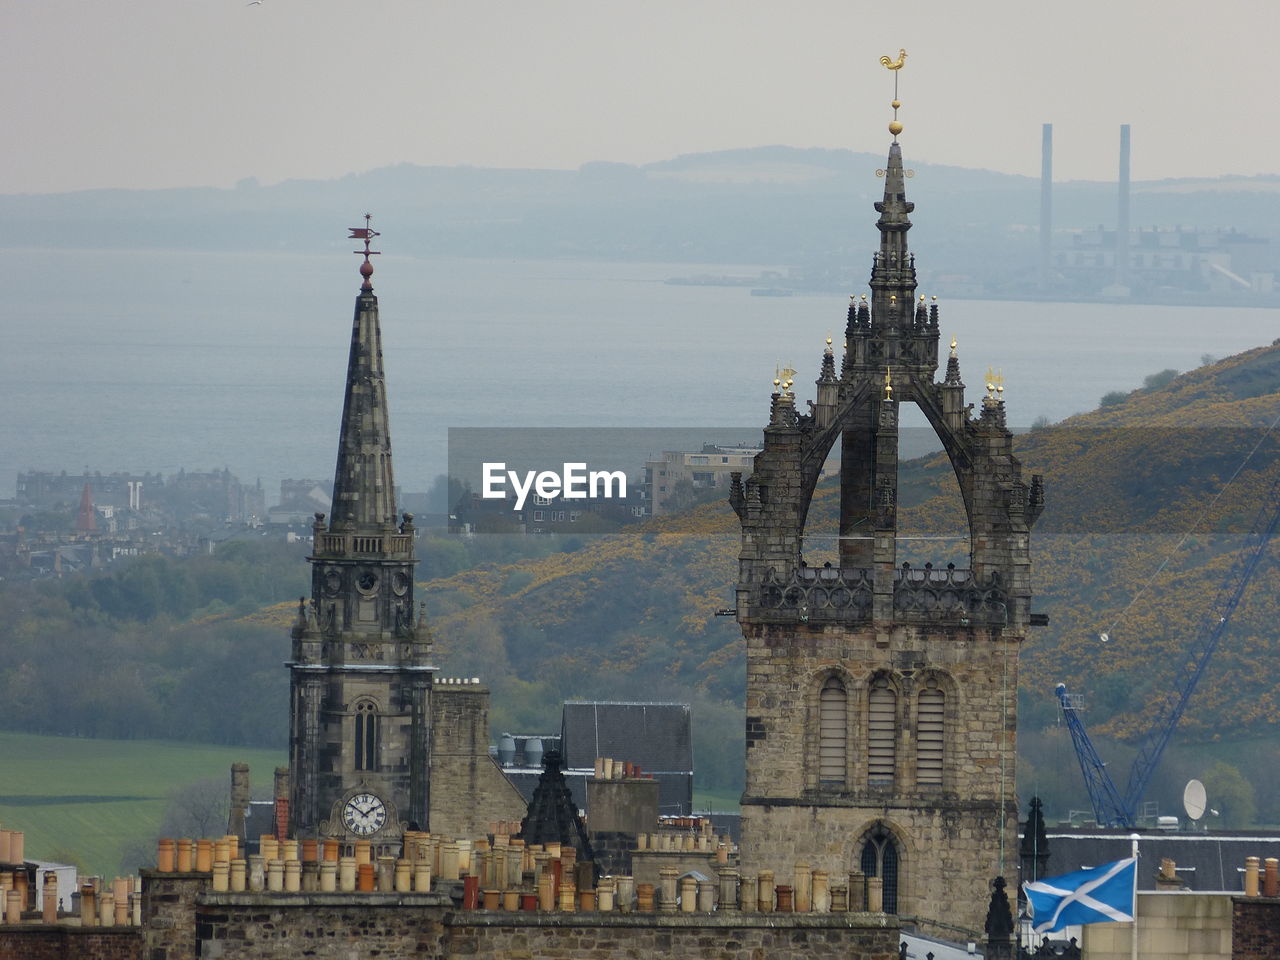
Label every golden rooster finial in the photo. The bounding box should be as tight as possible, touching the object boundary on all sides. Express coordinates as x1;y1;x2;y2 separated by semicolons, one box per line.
880;49;907;71
880;49;907;138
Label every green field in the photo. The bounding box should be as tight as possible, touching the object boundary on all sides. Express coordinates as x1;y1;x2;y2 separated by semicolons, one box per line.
0;732;284;879
692;787;740;813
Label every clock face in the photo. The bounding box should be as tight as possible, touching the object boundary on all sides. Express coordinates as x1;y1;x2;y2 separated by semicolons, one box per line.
342;792;387;836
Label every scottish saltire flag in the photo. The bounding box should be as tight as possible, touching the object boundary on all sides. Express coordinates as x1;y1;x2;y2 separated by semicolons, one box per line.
1023;857;1136;934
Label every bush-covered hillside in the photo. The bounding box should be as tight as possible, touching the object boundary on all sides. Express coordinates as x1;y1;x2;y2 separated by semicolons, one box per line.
4;342;1280;821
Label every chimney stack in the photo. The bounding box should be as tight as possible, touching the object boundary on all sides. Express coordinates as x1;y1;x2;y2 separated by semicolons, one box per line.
1039;124;1053;292
1115;124;1131;292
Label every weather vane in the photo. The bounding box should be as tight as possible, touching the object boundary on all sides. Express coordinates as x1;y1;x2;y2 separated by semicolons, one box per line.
880;48;907;140
349;214;381;288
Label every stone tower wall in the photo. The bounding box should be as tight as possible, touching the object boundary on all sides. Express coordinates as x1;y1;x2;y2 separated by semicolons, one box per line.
429;685;527;837
739;620;1020;932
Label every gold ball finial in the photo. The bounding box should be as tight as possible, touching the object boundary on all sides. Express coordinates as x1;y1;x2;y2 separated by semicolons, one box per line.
825;336;833;346
919;294;925;302
892;99;901;109
888;120;904;137
890;294;897;304
931;295;938;302
773;378;781;387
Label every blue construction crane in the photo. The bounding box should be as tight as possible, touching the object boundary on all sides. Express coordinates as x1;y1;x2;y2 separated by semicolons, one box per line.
1056;470;1280;828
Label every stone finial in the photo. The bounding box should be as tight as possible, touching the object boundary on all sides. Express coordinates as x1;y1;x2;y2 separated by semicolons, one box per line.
1020;796;1050;861
819;340;837;383
984;875;1014;940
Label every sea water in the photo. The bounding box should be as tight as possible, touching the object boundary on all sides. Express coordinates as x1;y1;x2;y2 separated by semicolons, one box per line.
1;249;1276;499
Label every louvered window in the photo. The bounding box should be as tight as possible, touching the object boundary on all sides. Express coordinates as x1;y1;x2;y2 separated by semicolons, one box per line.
868;677;896;785
818;675;847;786
917;680;944;786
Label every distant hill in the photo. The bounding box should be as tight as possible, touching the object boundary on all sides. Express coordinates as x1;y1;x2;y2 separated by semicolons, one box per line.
4;337;1280;819
397;340;1280;809
5;146;1280;288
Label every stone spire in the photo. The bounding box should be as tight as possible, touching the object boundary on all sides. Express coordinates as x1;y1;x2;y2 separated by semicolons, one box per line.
869;139;918;327
518;750;594;860
329;217;397;532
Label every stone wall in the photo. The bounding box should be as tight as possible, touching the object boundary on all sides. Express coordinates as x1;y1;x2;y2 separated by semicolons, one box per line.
194;893;448;959
191;893;900;960
141;872;206;960
0;927;141;960
738;618;1020;936
430;686;527;837
1231;897;1280;960
1080;892;1231;960
586;778;658;835
448;913;899;960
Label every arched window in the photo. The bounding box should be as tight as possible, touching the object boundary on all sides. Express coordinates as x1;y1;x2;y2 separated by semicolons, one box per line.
917;678;945;786
818;675;847;787
354;700;379;771
859;829;900;914
867;677;896;785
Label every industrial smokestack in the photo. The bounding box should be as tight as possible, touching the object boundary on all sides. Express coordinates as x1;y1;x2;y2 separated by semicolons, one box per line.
1039;123;1053;292
1116;124;1131;292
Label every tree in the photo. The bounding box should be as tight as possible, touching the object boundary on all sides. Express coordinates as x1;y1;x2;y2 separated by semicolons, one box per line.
160;777;230;839
1142;368;1180;392
1203;761;1257;829
1099;391;1128;409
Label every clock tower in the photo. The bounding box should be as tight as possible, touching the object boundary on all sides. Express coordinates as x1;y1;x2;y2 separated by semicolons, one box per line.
288;220;436;851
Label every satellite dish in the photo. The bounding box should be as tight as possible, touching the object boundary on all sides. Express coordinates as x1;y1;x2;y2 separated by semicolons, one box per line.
1183;779;1207;821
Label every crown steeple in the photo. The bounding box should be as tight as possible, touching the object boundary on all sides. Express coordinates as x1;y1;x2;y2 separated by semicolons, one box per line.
329;217;397;532
731;54;1046;933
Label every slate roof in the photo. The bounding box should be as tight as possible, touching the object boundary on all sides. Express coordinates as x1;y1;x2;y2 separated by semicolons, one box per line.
559;701;692;774
1043;829;1280;892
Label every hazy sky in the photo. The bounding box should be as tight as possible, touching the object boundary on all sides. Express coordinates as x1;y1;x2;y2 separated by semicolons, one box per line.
5;0;1278;194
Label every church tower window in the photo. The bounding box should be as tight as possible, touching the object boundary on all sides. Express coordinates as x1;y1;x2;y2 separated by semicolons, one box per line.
867;677;896;785
354;700;380;772
859;829;900;914
818;675;847;786
916;679;945;786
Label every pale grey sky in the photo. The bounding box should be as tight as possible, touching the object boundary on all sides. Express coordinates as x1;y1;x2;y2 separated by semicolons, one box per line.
5;0;1278;194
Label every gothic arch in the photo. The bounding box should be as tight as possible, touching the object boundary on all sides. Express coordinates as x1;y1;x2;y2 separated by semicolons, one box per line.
853;818;913;915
